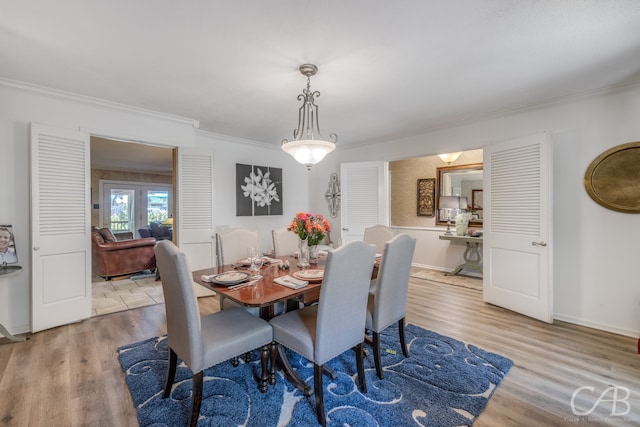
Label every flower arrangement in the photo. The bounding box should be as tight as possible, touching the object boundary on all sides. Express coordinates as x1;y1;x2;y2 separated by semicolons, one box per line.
288;212;331;246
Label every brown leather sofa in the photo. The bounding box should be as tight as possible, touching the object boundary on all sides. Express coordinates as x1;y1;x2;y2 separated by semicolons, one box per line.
91;228;157;280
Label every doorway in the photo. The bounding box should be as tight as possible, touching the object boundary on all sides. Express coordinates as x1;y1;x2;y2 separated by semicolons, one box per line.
90;137;175;317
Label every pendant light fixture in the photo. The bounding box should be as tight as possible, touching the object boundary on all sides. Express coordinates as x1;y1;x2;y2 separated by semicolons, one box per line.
281;64;337;170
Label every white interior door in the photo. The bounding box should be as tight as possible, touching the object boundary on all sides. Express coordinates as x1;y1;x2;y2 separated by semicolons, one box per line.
31;123;92;332
340;161;389;244
483;132;553;323
176;147;216;264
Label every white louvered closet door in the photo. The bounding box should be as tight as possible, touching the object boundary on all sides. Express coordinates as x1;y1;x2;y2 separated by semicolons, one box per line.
339;161;389;244
176;148;216;274
483;132;553;323
31;123;92;332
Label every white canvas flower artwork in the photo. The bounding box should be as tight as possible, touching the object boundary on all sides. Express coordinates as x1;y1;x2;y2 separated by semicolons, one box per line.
236;164;283;216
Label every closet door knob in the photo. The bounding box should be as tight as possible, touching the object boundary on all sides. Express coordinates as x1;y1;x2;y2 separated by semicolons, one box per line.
531;241;547;247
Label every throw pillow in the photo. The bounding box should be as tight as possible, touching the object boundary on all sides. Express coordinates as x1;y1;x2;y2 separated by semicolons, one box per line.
99;228;117;242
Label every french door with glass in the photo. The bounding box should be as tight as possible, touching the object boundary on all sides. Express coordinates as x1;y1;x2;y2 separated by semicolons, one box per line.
100;180;172;237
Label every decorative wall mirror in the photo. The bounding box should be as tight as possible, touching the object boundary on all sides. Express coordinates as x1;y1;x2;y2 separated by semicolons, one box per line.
435;163;484;226
584;141;640;213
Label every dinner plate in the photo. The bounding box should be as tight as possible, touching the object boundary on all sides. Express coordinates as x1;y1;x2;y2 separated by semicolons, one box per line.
206;271;250;286
236;257;274;266
293;269;324;282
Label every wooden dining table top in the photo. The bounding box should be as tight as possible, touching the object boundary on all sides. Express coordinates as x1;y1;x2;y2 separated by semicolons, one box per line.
192;255;325;309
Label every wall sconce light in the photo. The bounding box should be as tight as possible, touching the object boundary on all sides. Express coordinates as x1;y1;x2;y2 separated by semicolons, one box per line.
324;173;341;218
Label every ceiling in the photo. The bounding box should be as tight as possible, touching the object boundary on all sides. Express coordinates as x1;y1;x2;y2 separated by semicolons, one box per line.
3;1;640;164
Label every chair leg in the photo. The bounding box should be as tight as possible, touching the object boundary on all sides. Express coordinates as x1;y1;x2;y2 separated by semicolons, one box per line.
269;341;277;386
354;342;367;393
399;317;409;357
372;331;384;380
314;364;326;427
163;347;178;398
190;371;203;427
259;344;269;392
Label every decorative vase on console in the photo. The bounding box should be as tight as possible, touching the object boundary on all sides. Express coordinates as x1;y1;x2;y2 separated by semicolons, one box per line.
297;238;310;268
455;213;470;236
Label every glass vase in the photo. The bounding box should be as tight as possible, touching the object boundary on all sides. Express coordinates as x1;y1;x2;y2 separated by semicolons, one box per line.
309;244;319;264
297;238;310;268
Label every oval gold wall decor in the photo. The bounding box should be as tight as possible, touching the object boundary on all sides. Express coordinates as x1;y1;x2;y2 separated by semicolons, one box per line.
584;141;640;213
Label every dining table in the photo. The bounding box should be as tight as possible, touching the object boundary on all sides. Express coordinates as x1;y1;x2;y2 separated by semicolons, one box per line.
192;255;325;319
192;254;328;395
192;253;380;396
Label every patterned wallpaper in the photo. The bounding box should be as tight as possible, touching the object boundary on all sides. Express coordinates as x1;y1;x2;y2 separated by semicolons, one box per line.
389;149;483;227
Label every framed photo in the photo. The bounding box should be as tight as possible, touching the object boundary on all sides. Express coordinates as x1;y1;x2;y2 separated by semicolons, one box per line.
417;178;436;217
236;164;283;216
0;225;18;264
472;189;483;210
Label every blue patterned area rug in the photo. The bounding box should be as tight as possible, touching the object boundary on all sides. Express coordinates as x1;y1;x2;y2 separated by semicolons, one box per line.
117;324;513;426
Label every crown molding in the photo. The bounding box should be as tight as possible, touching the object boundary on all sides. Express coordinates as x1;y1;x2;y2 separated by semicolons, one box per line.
195;128;279;150
0;77;200;129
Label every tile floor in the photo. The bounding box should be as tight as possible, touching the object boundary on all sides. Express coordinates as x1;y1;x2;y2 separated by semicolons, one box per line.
92;275;164;316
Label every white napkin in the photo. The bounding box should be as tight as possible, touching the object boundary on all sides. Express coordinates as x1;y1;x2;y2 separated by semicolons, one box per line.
274;275;308;289
201;275;216;283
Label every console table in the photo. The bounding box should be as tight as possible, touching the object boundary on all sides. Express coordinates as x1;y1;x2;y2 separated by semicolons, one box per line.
0;265;28;342
438;234;483;277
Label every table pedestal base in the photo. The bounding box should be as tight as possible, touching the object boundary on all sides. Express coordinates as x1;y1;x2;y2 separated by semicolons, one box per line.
445;241;483;276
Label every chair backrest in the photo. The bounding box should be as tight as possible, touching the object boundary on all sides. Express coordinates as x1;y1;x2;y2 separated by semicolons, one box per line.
371;233;417;332
315;240;376;364
138;227;152;238
216;227;259;266
154;240;205;371
272;227;299;257
363;225;397;253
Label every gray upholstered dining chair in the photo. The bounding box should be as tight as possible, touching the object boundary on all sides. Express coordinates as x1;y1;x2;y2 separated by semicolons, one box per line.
216;227;259;266
216;227;285;318
272;227;299;257
365;233;416;379
155;240;273;427
269;240;377;427
363;224;397;253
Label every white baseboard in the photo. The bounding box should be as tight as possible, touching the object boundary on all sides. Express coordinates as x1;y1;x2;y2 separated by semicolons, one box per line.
553;314;640;339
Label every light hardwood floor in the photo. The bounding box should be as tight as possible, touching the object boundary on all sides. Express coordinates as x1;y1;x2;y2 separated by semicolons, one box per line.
1;278;639;426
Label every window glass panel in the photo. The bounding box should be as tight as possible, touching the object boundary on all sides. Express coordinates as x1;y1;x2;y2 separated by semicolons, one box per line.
147;190;169;224
110;189;135;231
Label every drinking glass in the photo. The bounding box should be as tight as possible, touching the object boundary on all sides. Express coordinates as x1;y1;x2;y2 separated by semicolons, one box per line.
248;248;263;278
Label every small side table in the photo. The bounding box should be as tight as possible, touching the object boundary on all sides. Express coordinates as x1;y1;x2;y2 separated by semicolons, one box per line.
439;234;483;276
0;265;28;342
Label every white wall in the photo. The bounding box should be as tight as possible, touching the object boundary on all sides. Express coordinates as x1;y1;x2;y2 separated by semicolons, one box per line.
195;130;312;253
311;84;640;337
0;82;311;335
3;78;640;338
